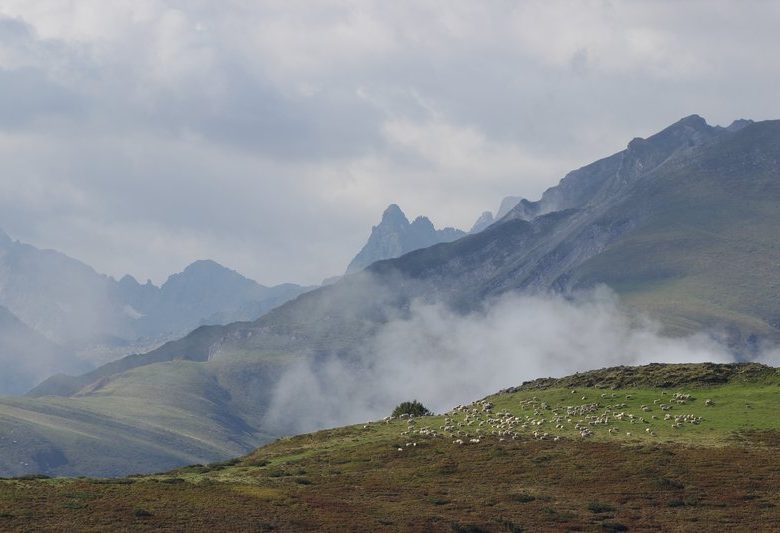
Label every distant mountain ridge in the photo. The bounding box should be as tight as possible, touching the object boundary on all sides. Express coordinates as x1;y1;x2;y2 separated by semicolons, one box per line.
469;196;524;233
345;204;465;273
0;233;311;393
114;259;310;338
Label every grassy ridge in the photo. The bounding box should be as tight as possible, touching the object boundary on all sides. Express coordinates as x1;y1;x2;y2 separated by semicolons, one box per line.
1;363;779;531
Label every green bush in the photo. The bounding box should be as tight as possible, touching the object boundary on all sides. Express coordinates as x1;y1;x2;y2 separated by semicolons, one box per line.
392;400;432;417
588;501;615;513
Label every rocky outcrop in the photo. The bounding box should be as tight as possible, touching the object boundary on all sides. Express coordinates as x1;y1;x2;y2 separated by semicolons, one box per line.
346;204;465;273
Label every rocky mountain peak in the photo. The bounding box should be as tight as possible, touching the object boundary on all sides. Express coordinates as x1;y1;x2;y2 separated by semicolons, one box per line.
381;204;409;225
410;216;435;232
118;274;140;287
162;260;256;295
346;204;465;274
627;114;713;152
496;196;523;220
469;211;494;233
726;118;754;132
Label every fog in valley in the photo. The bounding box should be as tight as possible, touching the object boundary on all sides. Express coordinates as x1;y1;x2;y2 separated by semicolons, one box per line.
263;287;776;435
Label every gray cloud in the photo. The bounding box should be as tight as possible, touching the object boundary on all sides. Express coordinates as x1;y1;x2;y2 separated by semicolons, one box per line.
0;2;778;285
0;67;83;128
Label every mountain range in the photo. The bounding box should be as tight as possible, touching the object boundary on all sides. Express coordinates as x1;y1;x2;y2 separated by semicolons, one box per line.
0;232;311;393
2;114;780;476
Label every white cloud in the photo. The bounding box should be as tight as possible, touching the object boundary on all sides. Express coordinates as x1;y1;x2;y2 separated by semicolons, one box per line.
262;289;738;434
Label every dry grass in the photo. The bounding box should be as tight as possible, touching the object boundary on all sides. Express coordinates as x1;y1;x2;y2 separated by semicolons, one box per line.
2;363;780;531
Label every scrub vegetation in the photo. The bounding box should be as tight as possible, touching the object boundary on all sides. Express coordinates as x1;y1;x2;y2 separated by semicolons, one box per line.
1;363;779;531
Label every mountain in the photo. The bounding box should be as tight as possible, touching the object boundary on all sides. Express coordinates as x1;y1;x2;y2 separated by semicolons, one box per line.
8;115;780;476
469;211;494;233
468;195;524;233
0;233;311;394
345;204;465;273
0;305;87;395
3;363;780;530
0;232;310;349
113;259;310;338
0;232;127;347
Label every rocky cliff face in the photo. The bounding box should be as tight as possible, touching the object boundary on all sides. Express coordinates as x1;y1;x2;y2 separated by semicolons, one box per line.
345;204;465;273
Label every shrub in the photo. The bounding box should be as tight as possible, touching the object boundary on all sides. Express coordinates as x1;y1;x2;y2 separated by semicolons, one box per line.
392;400;432;417
601;522;628;532
588;501;615;513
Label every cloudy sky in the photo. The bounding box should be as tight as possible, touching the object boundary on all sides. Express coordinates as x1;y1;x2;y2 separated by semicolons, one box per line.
0;1;778;286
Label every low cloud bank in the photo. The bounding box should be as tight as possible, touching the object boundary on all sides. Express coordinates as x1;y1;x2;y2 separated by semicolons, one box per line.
263;288;761;434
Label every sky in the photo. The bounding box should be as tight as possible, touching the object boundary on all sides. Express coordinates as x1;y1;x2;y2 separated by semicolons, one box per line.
0;1;778;286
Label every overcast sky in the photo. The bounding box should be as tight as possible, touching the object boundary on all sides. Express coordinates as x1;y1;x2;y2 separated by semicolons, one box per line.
0;1;778;286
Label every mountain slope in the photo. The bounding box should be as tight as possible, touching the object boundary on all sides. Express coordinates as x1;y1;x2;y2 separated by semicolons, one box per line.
367;115;779;342
345;204;465;273
0;306;85;395
0;233;125;346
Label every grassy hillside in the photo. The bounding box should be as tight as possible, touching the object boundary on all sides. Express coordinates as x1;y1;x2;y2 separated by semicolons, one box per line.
572;121;780;341
0;357;288;477
2;363;779;531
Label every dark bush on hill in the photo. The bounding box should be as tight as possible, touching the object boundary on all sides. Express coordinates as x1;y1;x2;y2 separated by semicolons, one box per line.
392;400;432;417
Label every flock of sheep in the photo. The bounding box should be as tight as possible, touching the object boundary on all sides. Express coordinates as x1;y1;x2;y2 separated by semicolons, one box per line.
380;389;712;448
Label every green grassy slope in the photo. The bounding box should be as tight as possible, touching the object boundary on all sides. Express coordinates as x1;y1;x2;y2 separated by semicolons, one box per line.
0;358;287;477
2;363;779;531
571;121;780;340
